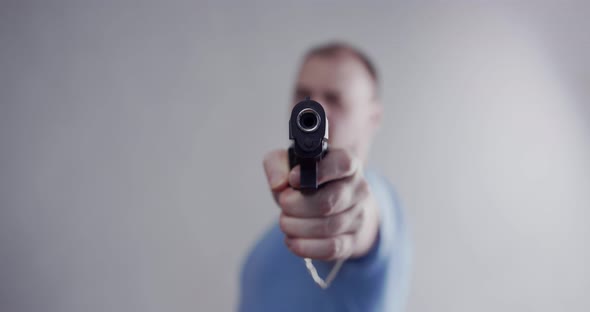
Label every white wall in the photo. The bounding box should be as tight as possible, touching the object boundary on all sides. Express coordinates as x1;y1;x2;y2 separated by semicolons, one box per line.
1;1;588;311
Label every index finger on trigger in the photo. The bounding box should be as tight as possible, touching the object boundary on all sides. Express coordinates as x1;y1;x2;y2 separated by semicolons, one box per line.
316;148;360;185
287;149;359;188
289;149;360;188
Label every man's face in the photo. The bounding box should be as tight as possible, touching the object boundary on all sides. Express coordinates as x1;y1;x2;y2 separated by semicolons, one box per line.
293;55;382;163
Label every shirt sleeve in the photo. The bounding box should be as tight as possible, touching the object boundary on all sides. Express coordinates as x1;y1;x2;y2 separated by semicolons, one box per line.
339;170;407;279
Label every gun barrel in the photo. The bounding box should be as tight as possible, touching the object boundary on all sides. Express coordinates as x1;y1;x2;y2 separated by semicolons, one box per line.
288;97;329;190
297;108;321;132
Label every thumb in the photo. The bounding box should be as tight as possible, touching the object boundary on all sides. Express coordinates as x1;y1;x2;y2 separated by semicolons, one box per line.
263;149;290;191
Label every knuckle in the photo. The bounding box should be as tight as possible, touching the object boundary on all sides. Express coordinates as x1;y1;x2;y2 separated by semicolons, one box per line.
321;218;332;236
319;192;337;215
356;208;366;223
352;209;365;230
338;152;354;173
338;149;358;174
357;179;371;199
320;217;334;236
323;215;344;235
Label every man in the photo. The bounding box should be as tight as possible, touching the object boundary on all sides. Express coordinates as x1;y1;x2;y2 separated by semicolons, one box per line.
239;42;411;311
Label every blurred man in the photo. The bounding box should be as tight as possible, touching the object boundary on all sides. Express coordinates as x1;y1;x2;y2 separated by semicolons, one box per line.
239;42;411;311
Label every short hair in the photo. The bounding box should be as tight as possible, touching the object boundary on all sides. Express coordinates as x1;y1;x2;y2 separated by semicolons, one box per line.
302;41;379;92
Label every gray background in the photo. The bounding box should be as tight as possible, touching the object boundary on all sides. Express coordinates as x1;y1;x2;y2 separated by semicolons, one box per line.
1;1;589;311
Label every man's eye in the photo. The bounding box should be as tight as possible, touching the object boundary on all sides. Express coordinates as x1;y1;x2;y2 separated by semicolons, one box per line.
295;92;310;101
325;94;339;104
325;101;341;110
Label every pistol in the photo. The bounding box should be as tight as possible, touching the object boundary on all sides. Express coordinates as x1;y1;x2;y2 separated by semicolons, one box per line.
288;97;329;190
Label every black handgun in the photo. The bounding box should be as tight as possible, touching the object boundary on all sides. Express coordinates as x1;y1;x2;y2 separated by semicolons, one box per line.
289;97;329;190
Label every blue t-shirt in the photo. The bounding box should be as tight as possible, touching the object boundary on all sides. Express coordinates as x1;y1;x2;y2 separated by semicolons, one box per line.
238;170;412;311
